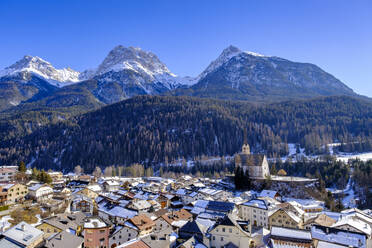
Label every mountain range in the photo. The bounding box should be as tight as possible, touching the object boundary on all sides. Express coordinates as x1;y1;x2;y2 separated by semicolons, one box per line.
0;45;358;113
0;45;370;170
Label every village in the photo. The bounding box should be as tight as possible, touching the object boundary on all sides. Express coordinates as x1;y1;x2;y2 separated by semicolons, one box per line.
0;143;369;248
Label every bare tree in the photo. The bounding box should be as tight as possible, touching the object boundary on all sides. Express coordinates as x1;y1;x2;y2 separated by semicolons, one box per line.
74;165;83;175
104;166;113;177
93;166;102;178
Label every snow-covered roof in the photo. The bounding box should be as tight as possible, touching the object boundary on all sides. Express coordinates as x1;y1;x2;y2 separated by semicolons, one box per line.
104;180;120;186
0;184;15;190
86;184;102;192
3;221;43;246
102;206;137;219
171;220;188;228
199;188;222;196
259;190;279;199
84;218;107;228
175;188;187;196
311;225;366;247
332;216;371;235
271;226;311;241
28;184;51;191
242;199;268;210
132;200;151;210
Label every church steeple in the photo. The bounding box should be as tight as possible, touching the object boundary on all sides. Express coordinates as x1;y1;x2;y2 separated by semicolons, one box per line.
242;128;250;154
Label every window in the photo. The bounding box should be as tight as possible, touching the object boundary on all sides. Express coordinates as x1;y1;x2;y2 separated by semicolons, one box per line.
100;230;105;233
213;236;215;240
229;228;232;233
221;237;224;241
222;228;225;232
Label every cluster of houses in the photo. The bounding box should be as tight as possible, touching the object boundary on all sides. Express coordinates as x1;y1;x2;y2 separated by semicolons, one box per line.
0;165;371;248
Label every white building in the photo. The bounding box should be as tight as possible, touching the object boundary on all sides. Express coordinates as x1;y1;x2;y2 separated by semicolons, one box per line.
235;143;270;179
103;180;120;192
239;198;270;228
28;184;53;201
208;215;252;248
0;167;17;183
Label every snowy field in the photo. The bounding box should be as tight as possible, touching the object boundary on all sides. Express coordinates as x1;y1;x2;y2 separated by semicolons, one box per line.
335;152;372;162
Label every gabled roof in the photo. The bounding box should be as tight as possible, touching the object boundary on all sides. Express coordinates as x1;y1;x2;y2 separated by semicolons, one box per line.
311;224;366;247
271;226;312;242
45;230;83;248
242;199;268;210
304;213;336;227
206;200;235;213
28;183;51;191
100;206;138;219
218;215;235;226
176;236;207;248
332;216;371;235
132;200;151;210
118;239;151;248
259;190;279;199
211;215;250;236
179;220;203;234
270;208;302;224
129;214;155;231
162;209;192;225
239;153;265;167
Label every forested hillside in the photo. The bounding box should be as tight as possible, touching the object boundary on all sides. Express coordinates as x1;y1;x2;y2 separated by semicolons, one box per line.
0;95;371;172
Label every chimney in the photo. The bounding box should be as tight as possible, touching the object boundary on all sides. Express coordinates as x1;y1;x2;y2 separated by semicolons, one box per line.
21;224;25;231
59;234;63;240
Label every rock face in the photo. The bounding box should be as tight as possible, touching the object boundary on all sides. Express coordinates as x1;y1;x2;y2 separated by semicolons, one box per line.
86;45;194;104
175;45;356;101
0;45;358;111
0;55;81;110
0;55;81;86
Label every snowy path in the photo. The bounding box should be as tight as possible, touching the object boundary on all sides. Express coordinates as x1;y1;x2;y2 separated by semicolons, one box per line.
342;177;356;208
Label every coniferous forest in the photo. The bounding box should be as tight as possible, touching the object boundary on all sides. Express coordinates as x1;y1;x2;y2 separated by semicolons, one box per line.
0;95;371;173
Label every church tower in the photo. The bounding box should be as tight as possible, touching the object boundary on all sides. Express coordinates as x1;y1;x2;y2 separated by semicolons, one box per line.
235;128;270;179
242;143;250;154
242;128;250;154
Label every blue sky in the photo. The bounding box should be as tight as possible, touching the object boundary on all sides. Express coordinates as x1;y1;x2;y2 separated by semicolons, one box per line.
0;0;371;96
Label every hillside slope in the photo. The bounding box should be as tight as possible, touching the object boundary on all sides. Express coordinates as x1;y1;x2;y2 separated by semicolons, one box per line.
1;95;371;172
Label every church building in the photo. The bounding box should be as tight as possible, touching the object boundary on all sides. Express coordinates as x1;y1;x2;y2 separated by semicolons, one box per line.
235;142;270;179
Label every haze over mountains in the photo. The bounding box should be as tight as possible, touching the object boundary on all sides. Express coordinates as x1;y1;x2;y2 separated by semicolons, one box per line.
0;45;358;113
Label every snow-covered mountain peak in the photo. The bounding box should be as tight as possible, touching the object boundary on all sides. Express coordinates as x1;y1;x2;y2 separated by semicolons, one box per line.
0;55;81;87
95;45;172;77
198;45;266;80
